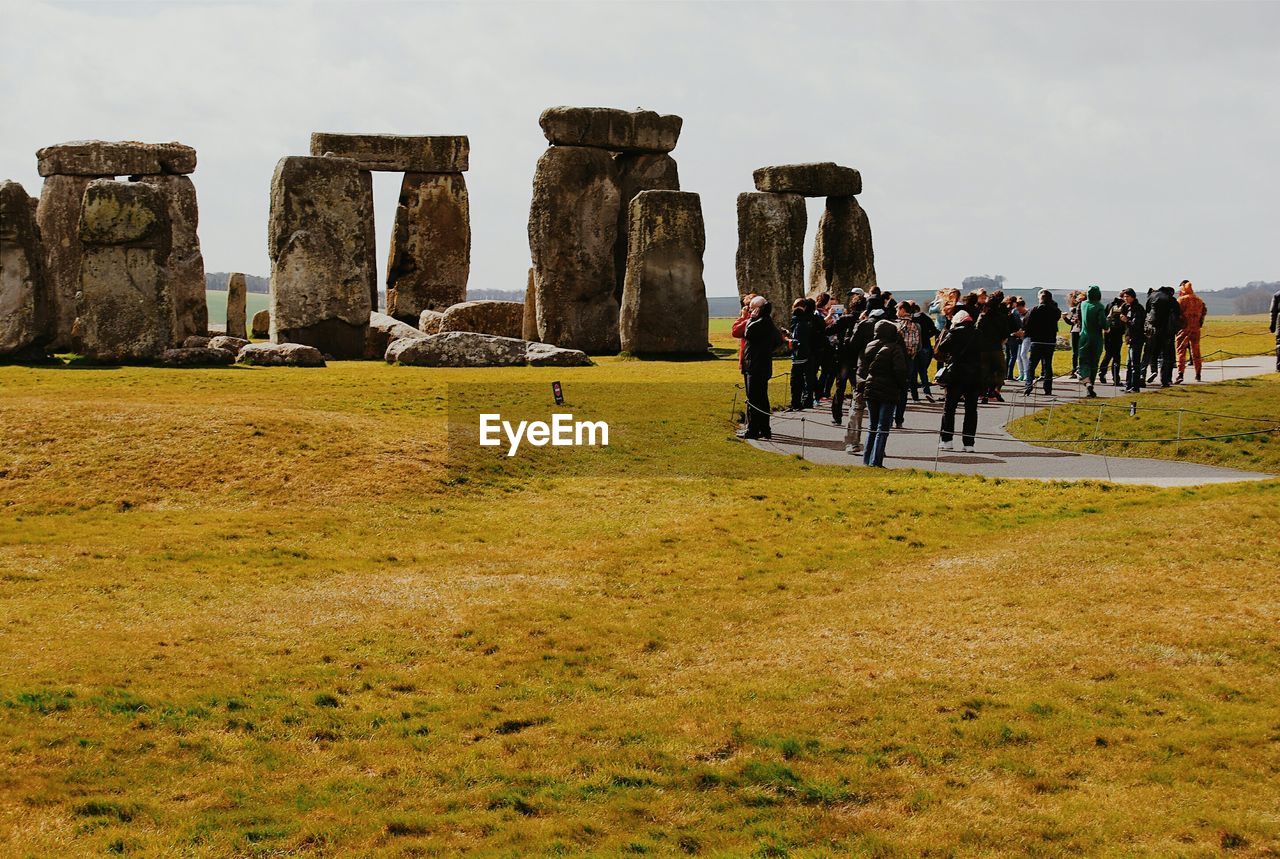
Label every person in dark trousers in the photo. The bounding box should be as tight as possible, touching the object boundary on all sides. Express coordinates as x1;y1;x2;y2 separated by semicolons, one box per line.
1145;285;1181;387
936;310;983;452
910;301;939;402
839;309;885;452
1121;288;1147;392
1075;285;1109;398
1004;294;1024;381
893;303;920;427
860;320;910;468
1021;290;1060;397
788;298;815;409
977;290;1010;402
1271;287;1280;372
740;298;783;440
1099;295;1127;387
1063;291;1083;378
806;297;829;401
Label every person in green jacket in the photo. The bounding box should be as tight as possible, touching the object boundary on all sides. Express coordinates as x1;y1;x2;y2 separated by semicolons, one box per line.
1076;284;1110;398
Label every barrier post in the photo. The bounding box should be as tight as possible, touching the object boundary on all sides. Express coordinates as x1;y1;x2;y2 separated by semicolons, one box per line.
1176;409;1184;456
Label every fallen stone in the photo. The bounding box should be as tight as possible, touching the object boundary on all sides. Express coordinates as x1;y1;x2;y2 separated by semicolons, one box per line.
528;145;621;353
385;331;527;367
161;346;233;367
37;140;196;177
75;180;170;362
539;107;681;153
182;335;211;348
268;156;375;359
225;272;247;339
809;196;876;299
525;341;593;367
418;308;445;335
614;153;679;303
35;174;94;350
137;174;207;343
441;300;524;339
1;180;52;359
386;172;470;321
251;308;270;339
309;133;469;172
236;341;326;367
735;192;806;326
620;191;708;355
752;163;861;197
365;311;426;359
208;335;249;355
521;268;538;342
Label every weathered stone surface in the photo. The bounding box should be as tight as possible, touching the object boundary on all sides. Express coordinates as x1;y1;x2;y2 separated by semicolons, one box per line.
138;175;206;342
309;133;469;173
35;174;93;349
386;172;470;321
365;311;426;359
385;331;527;367
226;272;247;339
440;300;524;339
268;156;374;359
161;346;233;366
809;196;877;299
251;309;270;339
74;180;171;362
539;107;682;153
208;335;249;355
736;192;807;325
37;140;196;177
619;191;708;355
1;180;51;358
752;163;861;197
182;335;210;348
236;341;326;367
526;342;592;367
613;153;679;303
528;146;621;353
522;268;538;342
418;308;445;335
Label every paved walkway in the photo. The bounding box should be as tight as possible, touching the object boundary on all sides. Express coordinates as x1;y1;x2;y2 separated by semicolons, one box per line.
747;355;1277;486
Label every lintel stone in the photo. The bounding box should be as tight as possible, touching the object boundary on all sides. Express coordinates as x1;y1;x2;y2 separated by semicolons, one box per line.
309;133;469;172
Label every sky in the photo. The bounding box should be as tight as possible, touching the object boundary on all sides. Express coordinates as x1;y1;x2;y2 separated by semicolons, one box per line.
1;1;1277;298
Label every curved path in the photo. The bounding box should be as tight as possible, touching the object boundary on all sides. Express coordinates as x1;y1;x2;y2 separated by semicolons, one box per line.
747;355;1276;486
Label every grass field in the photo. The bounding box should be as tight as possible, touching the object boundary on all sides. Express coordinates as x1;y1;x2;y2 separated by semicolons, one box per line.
2;322;1279;856
203;291;270;331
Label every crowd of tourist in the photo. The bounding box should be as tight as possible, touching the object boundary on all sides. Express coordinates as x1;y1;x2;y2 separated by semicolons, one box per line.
734;280;1218;465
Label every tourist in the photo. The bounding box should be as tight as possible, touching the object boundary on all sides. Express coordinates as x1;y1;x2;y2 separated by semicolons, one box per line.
1064;290;1084;378
935;309;983;452
1271;286;1280;372
910;300;940;402
1099;294;1127;387
840;308;884;452
1076;285;1109;398
730;292;758;380
1021;290;1061;397
1121;288;1147;392
1005;295;1026;381
977;290;1010;402
1175;280;1207;383
860;319;910;468
1015;297;1032;381
1145;285;1181;388
812;293;838;400
894;302;920;427
788;298;816;409
740;297;783;440
847;288;868;321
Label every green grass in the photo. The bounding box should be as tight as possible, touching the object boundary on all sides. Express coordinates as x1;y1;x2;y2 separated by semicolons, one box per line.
1;326;1279;855
203;291;270;330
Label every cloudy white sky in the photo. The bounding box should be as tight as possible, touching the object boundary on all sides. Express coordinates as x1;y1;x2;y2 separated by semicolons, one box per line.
2;1;1276;297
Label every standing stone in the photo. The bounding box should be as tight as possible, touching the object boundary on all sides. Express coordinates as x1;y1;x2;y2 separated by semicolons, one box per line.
75;180;171;362
735;192;806;324
35;174;94;350
1;181;51;359
386;172;470;321
521;267;538;342
137;175;207;342
809;196;877;298
226;272;247;339
613;153;679;303
620;191;708;355
251;308;270;339
267;156;374;359
528;146;621;353
359;170;378;312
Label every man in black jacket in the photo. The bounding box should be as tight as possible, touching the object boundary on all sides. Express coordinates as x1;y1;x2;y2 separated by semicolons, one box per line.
836;309;884;450
1120;288;1147;392
1271;287;1280;372
1021;290;1060;396
1145;285;1181;388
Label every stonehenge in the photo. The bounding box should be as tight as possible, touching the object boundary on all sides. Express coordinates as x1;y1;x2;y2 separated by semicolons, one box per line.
251;309;270;339
1;180;50;359
226;272;248;339
386;171;470;319
528;106;685;354
620;191;708;355
737;160;876;315
440;300;523;340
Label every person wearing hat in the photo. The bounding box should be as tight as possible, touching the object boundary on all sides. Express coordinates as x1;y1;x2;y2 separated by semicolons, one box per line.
1021;290;1061;397
934;309;983;452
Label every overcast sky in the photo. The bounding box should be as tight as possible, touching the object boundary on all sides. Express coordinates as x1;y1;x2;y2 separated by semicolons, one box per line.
2;1;1276;297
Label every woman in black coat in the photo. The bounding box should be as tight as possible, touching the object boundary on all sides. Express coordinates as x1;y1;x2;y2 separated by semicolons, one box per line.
935;310;983;452
740;300;784;439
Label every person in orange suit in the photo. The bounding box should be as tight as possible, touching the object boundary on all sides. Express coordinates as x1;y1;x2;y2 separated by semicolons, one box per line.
1175;280;1207;382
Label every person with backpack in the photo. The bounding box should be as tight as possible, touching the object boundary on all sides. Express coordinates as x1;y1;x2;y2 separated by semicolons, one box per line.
935;310;983;452
1145;285;1181;387
1021;290;1061;397
1098;294;1127;387
910;301;939;403
739;297;784;440
894;302;921;427
839;308;886;453
860;319;910;468
1175;280;1207;383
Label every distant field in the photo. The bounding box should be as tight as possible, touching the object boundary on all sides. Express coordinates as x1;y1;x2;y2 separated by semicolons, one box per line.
204;291;270;330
